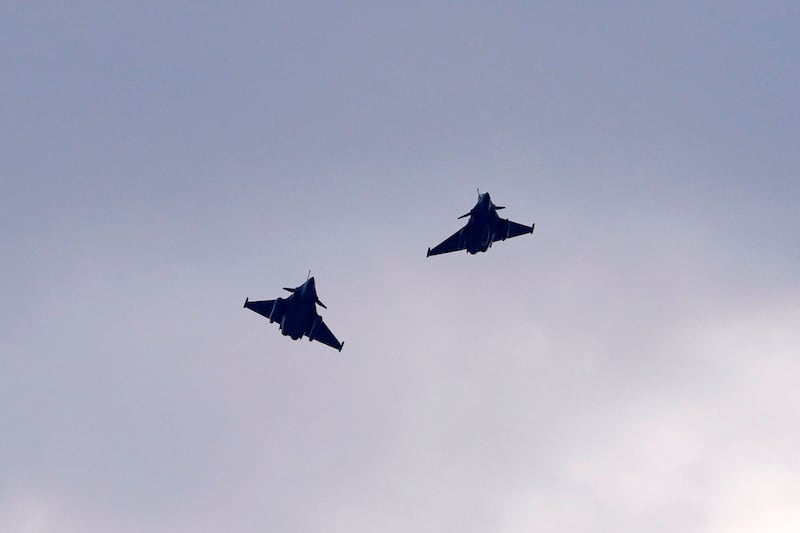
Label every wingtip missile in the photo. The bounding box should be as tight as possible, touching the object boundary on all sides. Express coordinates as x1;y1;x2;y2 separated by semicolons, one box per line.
243;297;249;308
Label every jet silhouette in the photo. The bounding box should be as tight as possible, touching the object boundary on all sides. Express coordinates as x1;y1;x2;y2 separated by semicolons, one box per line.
244;275;344;351
427;191;534;256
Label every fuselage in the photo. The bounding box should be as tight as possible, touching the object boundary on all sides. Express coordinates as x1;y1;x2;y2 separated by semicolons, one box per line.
278;277;321;340
462;193;501;254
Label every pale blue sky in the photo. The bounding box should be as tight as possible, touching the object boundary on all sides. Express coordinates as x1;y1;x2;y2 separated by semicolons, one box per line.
2;3;799;532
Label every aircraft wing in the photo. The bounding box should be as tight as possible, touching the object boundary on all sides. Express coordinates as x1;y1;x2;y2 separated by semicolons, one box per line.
493;218;534;242
310;317;344;351
244;298;283;323
427;227;465;257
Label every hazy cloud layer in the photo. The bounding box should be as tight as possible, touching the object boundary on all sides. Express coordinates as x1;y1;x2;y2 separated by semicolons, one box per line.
2;2;799;532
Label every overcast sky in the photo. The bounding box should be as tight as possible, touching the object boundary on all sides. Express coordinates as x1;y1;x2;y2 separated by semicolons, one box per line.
2;2;799;532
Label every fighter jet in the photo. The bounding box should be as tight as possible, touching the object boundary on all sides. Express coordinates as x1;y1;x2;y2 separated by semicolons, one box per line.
427;190;534;257
244;274;344;351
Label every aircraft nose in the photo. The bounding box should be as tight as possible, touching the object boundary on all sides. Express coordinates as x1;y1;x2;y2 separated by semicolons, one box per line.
305;276;316;295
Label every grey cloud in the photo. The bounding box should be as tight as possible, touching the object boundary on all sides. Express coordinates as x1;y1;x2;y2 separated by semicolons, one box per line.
2;2;800;532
